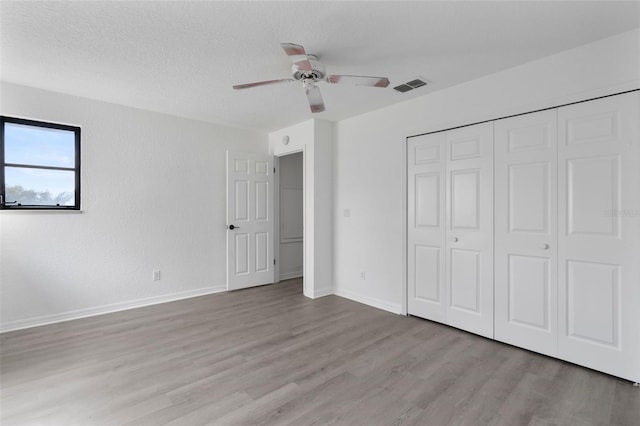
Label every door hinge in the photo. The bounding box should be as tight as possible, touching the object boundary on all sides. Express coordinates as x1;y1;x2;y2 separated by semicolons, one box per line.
273;259;276;265
274;167;276;173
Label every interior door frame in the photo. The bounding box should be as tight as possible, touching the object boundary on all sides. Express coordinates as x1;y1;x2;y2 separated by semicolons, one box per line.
273;148;306;291
401;137;408;315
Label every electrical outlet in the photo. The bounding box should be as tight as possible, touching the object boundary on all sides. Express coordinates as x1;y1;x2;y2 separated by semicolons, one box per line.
360;271;366;280
153;270;161;281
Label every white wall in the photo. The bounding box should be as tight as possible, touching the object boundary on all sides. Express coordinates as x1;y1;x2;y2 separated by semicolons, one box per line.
3;28;638;331
269;119;333;298
0;82;267;331
279;152;303;280
333;29;640;314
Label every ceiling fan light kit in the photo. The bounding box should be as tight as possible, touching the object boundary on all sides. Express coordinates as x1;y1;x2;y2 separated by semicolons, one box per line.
233;43;391;113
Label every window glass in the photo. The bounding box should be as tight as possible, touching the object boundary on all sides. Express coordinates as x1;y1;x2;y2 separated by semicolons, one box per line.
4;123;76;168
4;167;76;206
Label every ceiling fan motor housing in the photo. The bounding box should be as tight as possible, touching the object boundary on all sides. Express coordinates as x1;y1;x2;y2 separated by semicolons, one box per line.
292;55;326;82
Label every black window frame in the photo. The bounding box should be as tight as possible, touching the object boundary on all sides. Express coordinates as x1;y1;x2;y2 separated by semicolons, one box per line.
1;116;81;210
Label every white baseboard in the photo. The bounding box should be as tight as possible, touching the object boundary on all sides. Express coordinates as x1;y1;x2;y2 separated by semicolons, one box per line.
2;285;402;332
334;288;402;315
0;285;227;333
312;287;334;298
279;270;303;281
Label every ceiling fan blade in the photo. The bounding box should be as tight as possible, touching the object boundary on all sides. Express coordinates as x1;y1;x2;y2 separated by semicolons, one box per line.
305;84;325;113
326;75;390;88
233;79;295;90
281;43;313;72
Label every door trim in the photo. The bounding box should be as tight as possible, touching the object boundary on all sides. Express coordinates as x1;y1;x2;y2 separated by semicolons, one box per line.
408;89;639;140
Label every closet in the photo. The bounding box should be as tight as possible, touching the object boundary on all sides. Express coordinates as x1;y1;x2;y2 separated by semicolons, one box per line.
407;90;640;382
407;122;494;339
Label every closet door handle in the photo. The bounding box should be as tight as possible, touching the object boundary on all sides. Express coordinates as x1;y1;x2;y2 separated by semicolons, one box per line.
451;237;459;243
540;243;550;250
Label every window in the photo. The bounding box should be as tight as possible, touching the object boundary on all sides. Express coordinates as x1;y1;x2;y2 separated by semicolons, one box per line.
1;116;81;210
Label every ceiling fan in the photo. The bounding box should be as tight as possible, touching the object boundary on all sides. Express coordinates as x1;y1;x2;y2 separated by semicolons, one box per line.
232;43;390;113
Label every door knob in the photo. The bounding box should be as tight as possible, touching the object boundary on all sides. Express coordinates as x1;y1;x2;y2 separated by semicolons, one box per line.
540;243;550;250
227;224;239;230
452;237;459;242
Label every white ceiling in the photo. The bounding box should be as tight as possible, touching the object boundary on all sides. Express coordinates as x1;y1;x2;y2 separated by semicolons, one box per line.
1;1;639;132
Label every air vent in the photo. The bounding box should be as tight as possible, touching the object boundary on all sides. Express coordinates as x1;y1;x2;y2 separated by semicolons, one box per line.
406;79;427;89
393;77;428;93
393;84;413;93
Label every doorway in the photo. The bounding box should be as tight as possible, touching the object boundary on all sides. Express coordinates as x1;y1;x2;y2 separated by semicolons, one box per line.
277;152;304;281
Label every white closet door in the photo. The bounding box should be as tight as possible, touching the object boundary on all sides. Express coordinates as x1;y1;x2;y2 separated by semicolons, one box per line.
494;110;558;356
558;92;640;382
445;122;494;338
407;132;447;322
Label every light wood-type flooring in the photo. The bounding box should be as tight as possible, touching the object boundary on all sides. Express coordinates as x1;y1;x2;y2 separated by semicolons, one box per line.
1;278;638;425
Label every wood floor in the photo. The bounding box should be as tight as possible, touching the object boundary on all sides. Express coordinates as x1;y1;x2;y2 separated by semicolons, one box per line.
1;279;638;426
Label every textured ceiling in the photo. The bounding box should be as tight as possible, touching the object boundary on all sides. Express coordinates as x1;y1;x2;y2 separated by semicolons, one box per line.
1;1;639;132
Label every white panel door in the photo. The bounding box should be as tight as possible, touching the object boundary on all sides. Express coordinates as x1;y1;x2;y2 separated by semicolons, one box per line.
445;122;494;338
407;132;446;322
227;151;274;290
558;92;640;382
494;110;558;357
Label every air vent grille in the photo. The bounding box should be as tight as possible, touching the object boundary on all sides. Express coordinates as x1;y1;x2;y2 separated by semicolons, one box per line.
406;79;427;88
393;84;413;93
393;78;428;93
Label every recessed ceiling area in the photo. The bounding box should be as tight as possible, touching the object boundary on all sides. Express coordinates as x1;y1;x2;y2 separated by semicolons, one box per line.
1;1;639;132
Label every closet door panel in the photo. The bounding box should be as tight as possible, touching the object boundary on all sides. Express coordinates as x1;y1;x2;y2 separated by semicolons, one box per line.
451;169;480;229
450;248;481;313
508;163;549;233
558;91;640;382
494;109;558;357
507;255;550;329
445;122;494;338
407;132;447;322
